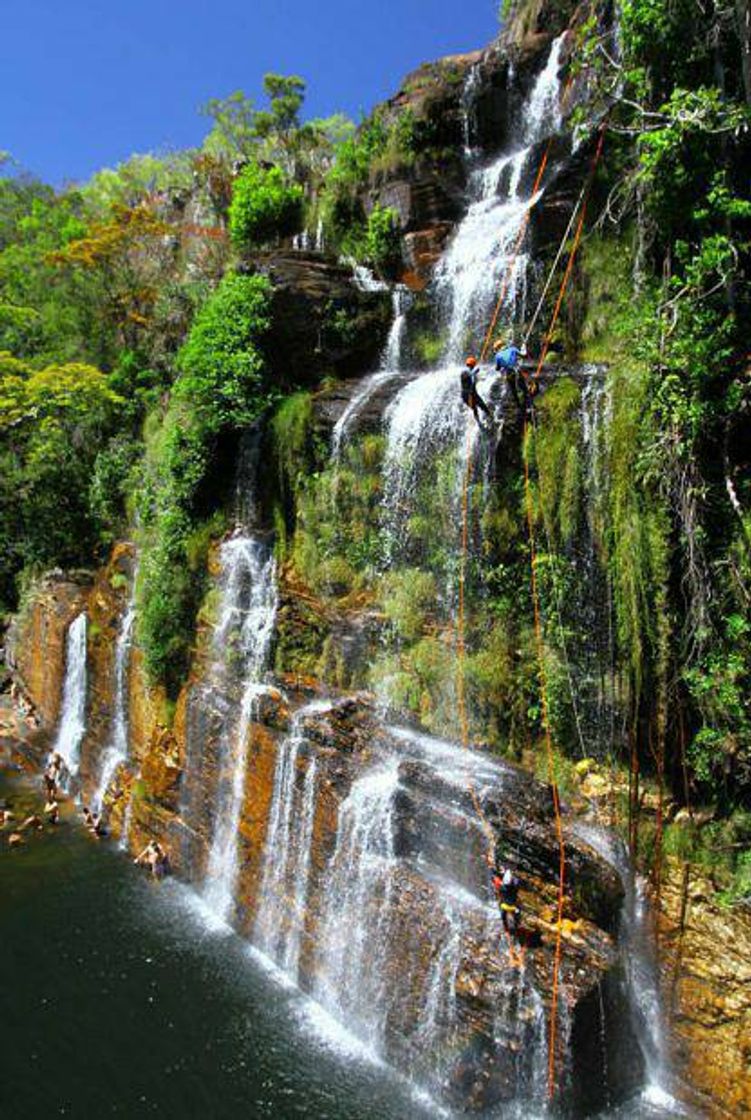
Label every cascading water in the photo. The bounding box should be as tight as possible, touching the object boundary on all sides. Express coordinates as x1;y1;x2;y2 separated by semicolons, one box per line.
461;60;482;157
435;32;565;363
571;822;681;1114
92;587;136;813
314;758;401;1053
331;286;410;460
52;612;88;781
253;700;328;978
378;35;567;596
202;534;278;922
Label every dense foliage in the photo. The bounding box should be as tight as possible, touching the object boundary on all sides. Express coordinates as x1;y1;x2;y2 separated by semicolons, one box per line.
0;5;748;893
137;273;272;690
229;164;303;249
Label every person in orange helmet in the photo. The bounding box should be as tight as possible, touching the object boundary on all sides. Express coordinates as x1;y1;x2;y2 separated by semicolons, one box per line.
460;356;492;426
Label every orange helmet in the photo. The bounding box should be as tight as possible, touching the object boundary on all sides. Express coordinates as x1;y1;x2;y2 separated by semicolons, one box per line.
465;356;477;368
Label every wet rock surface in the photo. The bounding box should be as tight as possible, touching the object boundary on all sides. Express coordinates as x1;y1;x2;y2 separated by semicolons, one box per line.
252;252;392;383
659;863;751;1118
5;570;91;731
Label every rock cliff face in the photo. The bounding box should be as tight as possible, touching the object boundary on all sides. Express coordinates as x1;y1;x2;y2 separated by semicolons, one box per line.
255;252;392;383
3;5;750;1117
659;864;751;1118
6;559;640;1113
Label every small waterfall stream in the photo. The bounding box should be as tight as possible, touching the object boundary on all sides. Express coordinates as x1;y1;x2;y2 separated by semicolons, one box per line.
571;822;681;1114
202;534;278;922
92;585;136;813
52;612;88;781
253;700;329;978
331;285;410;460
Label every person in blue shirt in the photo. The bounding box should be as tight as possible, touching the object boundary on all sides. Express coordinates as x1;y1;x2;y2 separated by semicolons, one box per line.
494;337;531;412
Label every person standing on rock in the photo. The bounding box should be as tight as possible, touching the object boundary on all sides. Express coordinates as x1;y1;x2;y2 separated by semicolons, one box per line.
494;337;531;413
461;356;493;426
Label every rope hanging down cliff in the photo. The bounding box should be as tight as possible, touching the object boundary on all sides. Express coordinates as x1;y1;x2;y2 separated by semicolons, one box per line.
519;123;607;1101
455;106;607;1100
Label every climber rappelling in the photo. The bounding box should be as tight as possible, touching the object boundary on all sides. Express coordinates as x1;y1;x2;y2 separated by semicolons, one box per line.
489;857;523;936
494;337;533;413
460;356;492;426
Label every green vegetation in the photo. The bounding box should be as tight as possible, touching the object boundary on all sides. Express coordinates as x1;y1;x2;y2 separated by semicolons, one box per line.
137;273;272;690
229;164;303;249
0;5;748;909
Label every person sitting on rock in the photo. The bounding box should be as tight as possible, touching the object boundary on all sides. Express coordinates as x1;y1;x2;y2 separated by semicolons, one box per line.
44;799;60;825
134;840;169;879
461;356;492;426
81;806;102;835
88;812;107;839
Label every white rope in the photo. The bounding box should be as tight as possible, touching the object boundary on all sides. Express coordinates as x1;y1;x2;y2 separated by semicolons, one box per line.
523;169;590;347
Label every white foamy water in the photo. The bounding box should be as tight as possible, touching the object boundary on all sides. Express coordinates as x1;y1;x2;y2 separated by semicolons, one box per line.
92;591;135;813
52;612;88;779
253;700;330;978
314;759;401;1052
203;535;278;923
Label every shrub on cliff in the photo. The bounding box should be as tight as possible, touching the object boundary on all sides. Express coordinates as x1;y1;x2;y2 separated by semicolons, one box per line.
137;272;272;691
229;163;303;249
176;272;272;430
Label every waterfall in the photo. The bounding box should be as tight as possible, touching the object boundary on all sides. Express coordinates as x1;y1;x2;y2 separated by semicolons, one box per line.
571;822;679;1112
92;587;136;813
560;371;618;758
435;33;566;362
461;61;482;156
253;700;329;978
314;758;401;1054
331;285;410;459
202;534;278;923
350;262;389;292
378;34;566;593
52;612;88;780
381;285;410;372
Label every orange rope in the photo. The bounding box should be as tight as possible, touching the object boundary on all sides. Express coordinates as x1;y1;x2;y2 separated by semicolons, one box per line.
479;140;553;364
523;416;567;1098
530;124;606;382
478;71;576;364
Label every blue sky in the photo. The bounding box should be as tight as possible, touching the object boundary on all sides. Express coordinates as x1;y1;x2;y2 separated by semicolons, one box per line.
2;1;499;187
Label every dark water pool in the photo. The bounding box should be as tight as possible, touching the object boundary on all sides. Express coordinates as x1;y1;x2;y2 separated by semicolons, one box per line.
0;773;688;1120
0;774;433;1119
